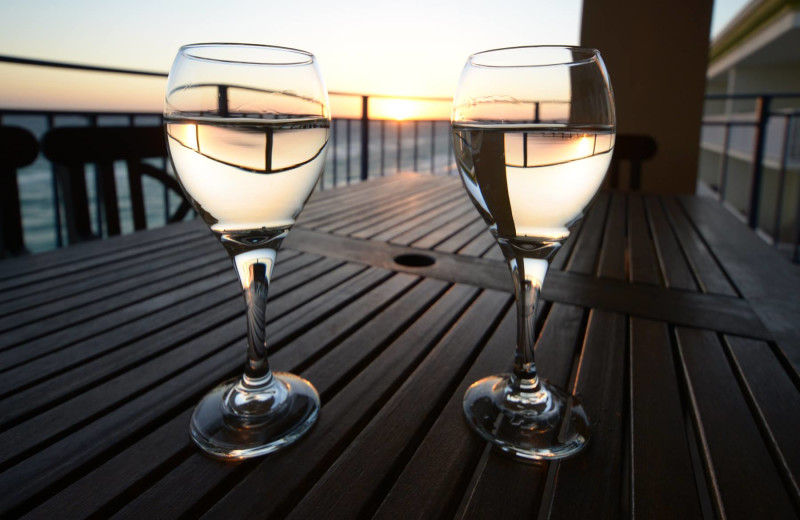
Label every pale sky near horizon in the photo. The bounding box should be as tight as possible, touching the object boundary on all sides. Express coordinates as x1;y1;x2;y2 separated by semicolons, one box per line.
0;0;750;116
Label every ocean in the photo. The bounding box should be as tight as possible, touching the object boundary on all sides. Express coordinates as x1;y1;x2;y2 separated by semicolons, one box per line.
3;114;457;254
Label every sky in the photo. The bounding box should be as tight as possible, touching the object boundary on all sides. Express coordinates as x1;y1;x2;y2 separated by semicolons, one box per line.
0;0;750;119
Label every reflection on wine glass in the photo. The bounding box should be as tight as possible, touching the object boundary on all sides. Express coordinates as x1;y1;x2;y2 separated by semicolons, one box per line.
164;43;330;459
452;46;616;460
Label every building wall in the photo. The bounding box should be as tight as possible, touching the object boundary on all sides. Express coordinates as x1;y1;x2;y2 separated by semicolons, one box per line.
580;0;714;194
727;63;800;93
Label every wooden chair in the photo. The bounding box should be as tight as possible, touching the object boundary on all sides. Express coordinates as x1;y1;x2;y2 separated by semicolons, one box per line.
0;126;39;257
41;126;191;245
607;134;658;191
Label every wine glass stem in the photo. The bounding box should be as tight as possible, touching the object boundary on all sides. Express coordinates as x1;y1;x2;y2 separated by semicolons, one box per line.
512;264;541;388
242;255;273;385
500;240;561;393
232;247;280;389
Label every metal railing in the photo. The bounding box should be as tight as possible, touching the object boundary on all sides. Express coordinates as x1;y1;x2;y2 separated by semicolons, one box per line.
701;92;800;261
0;55;456;252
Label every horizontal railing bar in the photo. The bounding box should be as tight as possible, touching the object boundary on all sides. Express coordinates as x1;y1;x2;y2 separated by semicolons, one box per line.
705;92;800;100
0;108;165;117
0;55;167;77
0;54;450;102
0;108;450;123
701;120;759;126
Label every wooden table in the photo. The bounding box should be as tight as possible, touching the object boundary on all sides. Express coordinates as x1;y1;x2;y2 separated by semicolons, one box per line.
0;173;798;519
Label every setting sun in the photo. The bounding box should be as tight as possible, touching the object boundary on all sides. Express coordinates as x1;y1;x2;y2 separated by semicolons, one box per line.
367;97;451;121
377;98;418;120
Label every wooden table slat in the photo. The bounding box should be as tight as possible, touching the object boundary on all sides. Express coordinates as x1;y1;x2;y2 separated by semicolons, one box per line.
296;277;451;395
645;195;699;291
596;192;627;280
372;307;516;520
675;327;798;519
378;197;473;245
297;173;420;219
660;197;738;297
266;270;414;364
0;231;217;317
630;318;703;518
338;183;464;238
725;336;800;504
627;193;662;286
565;191;610;275
458;445;547;520
299;175;447;229
0;338;244;517
546;309;627;519
408;207;481;251
0;220;203;281
434;217;489;254
0;258;233;349
0;271;238;391
0;236;226;332
351;191;464;242
0;225;207;293
284;289;511;520
0;318;243;470
317;181;460;235
461;228;497;258
20;408;195;520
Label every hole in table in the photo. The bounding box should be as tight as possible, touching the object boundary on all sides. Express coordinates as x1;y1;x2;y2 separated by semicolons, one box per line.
394;253;436;268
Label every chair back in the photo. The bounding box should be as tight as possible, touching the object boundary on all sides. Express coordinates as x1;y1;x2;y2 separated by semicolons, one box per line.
607;134;658;191
41;126;191;245
0;126;39;257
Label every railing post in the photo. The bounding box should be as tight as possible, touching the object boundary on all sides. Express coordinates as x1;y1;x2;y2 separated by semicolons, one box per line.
413;120;419;171
361;96;369;181
773;114;794;245
346;119;352;183
380;120;385;176
718;123;731;202
332;119;338;186
218;86;229;116
430;122;435;173
397;121;402;173
46;114;64;248
747;95;770;229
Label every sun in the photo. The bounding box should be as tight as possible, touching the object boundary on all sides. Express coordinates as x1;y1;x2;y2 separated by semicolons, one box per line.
378;98;418;120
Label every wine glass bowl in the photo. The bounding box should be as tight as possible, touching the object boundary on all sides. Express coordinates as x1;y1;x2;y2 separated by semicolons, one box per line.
164;43;330;459
452;46;615;460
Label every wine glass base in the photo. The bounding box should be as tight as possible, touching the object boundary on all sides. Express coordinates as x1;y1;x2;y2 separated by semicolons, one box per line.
190;373;320;460
463;374;589;461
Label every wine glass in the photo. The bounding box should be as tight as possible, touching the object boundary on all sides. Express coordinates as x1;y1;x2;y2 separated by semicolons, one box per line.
452;46;615;460
164;43;330;459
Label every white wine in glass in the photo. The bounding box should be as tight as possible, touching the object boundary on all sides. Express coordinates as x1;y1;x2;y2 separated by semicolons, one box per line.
452;46;616;460
164;43;330;459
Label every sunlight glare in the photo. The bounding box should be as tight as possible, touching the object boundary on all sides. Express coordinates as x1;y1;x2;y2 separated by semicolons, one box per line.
380;98;418;120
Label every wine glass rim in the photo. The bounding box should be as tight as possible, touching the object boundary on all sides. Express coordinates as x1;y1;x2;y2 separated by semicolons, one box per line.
468;45;600;68
179;43;315;66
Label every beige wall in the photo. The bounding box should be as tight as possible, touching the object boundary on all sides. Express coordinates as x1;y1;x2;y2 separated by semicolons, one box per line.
581;0;714;193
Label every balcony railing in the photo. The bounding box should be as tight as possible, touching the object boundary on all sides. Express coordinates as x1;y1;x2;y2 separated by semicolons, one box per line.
700;92;800;261
0;55;456;253
6;56;799;262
